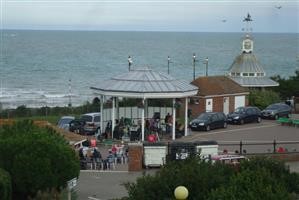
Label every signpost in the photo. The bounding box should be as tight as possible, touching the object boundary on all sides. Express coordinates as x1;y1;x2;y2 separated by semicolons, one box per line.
67;178;77;200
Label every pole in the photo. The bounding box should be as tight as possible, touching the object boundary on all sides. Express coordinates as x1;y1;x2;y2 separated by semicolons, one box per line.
172;98;176;140
167;56;170;74
68;190;71;200
68;79;72;107
184;97;188;136
205;57;209;77
128;56;132;71
192;53;196;80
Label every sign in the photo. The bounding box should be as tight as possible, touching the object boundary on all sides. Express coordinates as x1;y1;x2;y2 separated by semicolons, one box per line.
67;178;77;190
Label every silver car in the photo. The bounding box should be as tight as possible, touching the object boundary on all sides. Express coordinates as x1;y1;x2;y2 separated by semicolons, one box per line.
261;103;291;119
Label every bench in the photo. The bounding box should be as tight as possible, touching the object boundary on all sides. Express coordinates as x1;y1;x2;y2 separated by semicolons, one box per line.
277;117;292;126
292;119;299;128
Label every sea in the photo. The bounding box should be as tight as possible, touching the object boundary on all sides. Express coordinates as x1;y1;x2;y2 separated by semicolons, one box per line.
0;30;298;109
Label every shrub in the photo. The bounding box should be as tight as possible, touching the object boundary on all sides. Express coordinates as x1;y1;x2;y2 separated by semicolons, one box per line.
0;120;80;199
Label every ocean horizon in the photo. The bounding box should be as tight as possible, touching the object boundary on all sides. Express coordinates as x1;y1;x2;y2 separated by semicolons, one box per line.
0;30;298;109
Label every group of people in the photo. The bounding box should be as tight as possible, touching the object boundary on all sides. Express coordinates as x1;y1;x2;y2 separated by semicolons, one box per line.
79;143;128;170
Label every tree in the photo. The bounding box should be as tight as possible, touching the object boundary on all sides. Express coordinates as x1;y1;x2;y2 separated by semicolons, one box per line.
0;168;11;200
0;120;80;199
249;89;280;109
271;70;299;99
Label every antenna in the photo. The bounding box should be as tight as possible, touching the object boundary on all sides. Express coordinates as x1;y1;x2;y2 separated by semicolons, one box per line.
167;56;173;74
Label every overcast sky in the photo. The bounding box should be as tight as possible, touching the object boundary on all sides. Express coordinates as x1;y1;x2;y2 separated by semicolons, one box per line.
1;0;299;32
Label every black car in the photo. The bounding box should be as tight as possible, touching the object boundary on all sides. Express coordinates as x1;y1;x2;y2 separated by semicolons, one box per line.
189;112;227;131
69;119;86;134
261;103;291;119
227;106;262;125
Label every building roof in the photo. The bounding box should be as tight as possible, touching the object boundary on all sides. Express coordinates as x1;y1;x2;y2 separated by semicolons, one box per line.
91;67;198;98
229;53;265;74
191;76;249;97
229;76;279;87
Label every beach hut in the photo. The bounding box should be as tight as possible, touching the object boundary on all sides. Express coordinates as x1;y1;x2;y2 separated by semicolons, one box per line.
91;67;198;141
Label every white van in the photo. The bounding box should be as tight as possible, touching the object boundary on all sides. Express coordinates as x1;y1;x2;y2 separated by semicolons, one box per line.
80;112;101;135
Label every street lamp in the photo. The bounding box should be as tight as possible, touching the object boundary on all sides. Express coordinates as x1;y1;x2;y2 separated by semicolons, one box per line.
204;57;209;77
174;186;189;200
128;56;133;71
192;53;198;80
167;56;172;74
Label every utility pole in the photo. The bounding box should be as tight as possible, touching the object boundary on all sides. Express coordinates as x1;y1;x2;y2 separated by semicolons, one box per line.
192;53;198;80
128;56;133;71
204;57;209;76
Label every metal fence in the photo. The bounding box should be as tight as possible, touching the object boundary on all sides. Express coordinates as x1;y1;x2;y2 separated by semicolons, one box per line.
217;140;299;155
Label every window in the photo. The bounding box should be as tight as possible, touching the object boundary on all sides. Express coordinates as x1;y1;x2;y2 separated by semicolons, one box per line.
242;73;248;76
236;73;241;76
94;116;101;122
249;73;255;76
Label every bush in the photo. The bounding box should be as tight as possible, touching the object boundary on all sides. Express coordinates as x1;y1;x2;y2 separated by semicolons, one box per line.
0;120;80;199
0;168;12;200
121;157;299;200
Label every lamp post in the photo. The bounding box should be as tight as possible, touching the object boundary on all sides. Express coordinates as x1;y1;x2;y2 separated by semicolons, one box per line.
174;186;189;200
167;56;171;74
204;57;209;77
128;56;133;71
192;53;198;80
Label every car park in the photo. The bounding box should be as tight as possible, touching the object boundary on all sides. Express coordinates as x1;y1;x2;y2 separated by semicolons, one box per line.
227;106;262;125
261;103;291;119
80;112;101;135
189;112;227;131
57;116;75;130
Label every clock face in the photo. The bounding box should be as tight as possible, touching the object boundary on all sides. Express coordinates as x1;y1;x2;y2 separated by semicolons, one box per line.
244;41;252;50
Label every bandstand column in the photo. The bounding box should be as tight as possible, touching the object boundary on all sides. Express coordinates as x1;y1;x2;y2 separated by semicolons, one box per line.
172;98;176;140
112;97;115;139
100;95;104;134
141;98;145;141
184;97;188;136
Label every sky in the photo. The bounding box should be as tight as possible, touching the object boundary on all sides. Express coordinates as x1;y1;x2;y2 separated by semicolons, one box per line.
1;0;299;33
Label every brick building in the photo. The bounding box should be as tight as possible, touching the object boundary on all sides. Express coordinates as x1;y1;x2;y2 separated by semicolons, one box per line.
185;76;249;118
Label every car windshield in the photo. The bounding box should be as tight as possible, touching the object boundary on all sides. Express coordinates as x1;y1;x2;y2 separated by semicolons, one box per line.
266;104;280;110
80;115;93;122
234;107;245;114
197;113;211;120
58;118;73;125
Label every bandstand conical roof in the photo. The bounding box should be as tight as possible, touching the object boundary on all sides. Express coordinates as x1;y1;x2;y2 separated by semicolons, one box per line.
91;67;198;98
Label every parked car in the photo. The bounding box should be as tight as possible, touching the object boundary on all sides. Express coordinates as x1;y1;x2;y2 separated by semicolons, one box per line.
261;103;292;119
57;116;75;130
227;106;262;125
69;119;86;134
80;112;101;135
189;112;227;131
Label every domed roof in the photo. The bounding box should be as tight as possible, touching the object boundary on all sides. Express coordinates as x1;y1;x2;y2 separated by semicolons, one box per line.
91;67;198;98
229;53;265;74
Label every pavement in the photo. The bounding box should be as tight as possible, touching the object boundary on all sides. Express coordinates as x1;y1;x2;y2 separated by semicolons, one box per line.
76;118;299;200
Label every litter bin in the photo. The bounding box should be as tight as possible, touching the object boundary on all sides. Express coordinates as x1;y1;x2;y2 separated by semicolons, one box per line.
193;140;218;160
168;142;195;161
143;142;167;168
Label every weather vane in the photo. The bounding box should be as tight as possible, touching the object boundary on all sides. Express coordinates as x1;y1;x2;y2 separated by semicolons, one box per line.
242;13;253;33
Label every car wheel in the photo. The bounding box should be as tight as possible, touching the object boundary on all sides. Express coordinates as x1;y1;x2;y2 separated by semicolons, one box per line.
275;114;279;120
257;117;262;123
205;125;210;131
223;122;227;128
240;119;244;125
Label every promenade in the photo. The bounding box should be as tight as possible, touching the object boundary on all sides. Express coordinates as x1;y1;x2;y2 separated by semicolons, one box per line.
76;118;299;200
